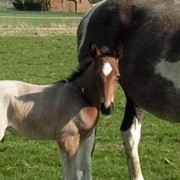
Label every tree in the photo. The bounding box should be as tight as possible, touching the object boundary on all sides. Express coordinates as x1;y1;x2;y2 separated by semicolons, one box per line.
12;0;51;11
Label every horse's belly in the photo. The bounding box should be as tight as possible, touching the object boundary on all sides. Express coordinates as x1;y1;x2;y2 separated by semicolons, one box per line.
8;121;56;140
120;59;180;122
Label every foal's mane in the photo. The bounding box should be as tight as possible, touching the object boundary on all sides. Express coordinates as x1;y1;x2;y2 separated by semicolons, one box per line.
58;46;117;84
61;61;92;83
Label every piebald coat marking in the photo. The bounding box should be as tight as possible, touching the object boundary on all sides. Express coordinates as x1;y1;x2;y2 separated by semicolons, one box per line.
78;0;107;53
155;59;180;89
121;118;143;180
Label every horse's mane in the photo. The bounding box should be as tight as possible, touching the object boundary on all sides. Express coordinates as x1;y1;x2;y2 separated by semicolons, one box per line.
60;61;93;83
56;45;118;84
61;45;118;83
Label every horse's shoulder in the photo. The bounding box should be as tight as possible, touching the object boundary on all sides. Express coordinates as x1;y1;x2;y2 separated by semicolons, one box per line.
77;106;99;132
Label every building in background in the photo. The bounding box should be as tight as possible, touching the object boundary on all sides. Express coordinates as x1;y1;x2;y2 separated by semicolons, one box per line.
12;0;103;12
51;0;91;12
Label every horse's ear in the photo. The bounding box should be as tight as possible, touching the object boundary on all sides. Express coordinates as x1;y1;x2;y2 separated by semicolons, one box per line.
89;42;100;58
115;44;123;60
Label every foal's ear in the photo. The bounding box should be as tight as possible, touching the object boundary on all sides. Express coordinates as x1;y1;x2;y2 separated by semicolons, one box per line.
114;44;123;60
89;42;101;58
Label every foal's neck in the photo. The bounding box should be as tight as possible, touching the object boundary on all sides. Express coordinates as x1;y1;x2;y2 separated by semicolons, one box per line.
72;64;99;108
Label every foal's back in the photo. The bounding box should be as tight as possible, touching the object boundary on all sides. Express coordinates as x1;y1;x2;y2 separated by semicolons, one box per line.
0;80;67;140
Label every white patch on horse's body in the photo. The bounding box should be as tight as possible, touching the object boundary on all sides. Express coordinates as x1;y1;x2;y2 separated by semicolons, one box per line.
102;62;112;76
155;59;180;89
78;0;107;54
92;0;107;6
121;118;144;180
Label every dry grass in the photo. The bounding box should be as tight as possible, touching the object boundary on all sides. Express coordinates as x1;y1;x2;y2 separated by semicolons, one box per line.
0;7;82;36
0;27;77;37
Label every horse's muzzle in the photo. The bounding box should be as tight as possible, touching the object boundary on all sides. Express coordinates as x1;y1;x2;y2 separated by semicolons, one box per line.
100;102;114;115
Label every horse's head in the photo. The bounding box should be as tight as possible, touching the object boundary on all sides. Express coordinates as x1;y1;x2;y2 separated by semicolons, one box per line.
89;42;122;115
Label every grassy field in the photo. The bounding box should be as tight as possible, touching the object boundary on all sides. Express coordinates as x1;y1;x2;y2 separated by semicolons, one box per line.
0;3;82;36
0;5;180;180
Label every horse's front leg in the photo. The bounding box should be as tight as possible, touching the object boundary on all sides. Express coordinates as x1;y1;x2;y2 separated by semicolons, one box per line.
58;129;95;180
58;133;80;180
120;95;144;180
76;128;96;180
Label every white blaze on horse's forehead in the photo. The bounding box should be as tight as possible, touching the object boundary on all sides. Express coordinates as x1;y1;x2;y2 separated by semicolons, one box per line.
155;59;180;89
78;0;107;53
102;62;112;76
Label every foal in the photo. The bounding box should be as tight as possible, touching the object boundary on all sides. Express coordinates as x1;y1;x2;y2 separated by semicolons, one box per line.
0;43;121;179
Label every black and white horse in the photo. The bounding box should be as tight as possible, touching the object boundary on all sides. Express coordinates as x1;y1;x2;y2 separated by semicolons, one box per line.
77;0;180;179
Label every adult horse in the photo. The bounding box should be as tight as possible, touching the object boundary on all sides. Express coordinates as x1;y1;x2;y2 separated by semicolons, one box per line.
0;43;121;179
77;0;180;179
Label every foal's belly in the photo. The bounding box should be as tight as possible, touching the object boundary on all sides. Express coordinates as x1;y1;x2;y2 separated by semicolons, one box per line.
120;58;180;122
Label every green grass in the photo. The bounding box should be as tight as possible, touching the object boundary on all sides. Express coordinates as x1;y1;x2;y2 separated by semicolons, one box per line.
0;13;82;29
0;7;180;180
0;35;179;180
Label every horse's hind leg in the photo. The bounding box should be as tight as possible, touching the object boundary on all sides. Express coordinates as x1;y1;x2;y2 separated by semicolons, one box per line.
0;128;6;143
0;115;7;143
120;95;144;180
0;125;6;142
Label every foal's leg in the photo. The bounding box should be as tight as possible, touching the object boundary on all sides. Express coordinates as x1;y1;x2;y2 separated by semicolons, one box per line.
0;111;8;142
76;128;96;180
58;134;80;180
0;129;5;142
120;95;144;180
59;129;95;180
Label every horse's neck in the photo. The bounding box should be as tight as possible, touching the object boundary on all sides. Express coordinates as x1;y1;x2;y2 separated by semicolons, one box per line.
73;64;99;107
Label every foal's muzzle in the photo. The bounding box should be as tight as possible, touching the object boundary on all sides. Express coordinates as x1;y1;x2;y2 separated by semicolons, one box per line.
100;102;114;115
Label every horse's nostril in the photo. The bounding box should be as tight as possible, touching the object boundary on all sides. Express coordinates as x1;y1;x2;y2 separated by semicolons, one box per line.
100;103;114;115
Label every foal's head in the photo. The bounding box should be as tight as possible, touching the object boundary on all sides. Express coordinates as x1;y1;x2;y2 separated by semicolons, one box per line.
89;43;122;115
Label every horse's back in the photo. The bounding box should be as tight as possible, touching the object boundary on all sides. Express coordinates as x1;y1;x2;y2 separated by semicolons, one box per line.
0;80;42;93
